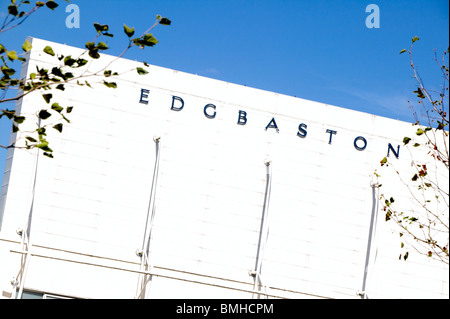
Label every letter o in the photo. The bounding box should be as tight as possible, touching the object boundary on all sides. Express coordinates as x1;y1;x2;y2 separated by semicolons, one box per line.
354;136;367;151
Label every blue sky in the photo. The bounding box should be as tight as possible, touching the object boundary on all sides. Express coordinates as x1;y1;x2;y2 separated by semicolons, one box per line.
0;0;449;178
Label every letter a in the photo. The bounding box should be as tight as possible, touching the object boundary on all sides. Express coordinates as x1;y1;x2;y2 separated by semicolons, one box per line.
65;4;80;29
365;4;380;28
265;118;279;133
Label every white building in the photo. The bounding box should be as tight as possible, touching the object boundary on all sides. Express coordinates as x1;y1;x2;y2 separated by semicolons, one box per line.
0;38;448;299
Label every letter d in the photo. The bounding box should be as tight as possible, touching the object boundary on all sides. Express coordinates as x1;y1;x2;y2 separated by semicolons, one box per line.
171;96;184;111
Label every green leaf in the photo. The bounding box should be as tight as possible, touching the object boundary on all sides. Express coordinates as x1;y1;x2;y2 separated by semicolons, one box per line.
1;66;16;76
413;87;425;99
22;40;32;52
385;210;392;221
136;67;149;75
103;81;117;88
43;45;55;56
416;128;424;136
66;106;74;113
85;41;96;50
93;23;109;33
88;49;100;59
403;137;411;145
437;121;446;130
412;36;420;43
42;93;52;104
96;42;108;50
133;33;158;48
60;113;71;123
413;143;420;147
51;103;64;113
13;115;26;124
411;174;418;181
36;127;47;136
1;109;15;120
45;0;58;10
36;140;51;152
51;66;65;79
64;55;76;66
123;24;135;37
38;109;52;120
143;33;158;46
53;123;63;133
399;49;406;54
159;17;171;25
76;58;88;67
7;50;19;60
25;136;37;143
8;4;18;16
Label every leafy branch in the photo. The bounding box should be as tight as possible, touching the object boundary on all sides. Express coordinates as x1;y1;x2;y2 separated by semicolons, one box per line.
1;0;62;34
377;37;449;264
1;0;171;157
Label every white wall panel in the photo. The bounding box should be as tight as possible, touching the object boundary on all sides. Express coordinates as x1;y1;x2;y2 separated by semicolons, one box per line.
0;38;447;299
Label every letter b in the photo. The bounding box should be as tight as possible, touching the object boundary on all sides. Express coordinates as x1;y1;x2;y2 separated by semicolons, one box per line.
237;110;247;125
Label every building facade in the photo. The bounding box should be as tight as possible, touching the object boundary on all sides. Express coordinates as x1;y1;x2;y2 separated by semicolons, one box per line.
0;38;448;299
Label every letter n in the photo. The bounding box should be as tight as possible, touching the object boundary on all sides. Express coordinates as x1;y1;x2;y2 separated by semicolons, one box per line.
387;143;400;159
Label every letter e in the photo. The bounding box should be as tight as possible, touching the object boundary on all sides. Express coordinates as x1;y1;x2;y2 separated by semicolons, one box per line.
139;88;150;105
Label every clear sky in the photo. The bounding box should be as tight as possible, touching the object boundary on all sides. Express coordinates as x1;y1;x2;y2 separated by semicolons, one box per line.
0;0;449;179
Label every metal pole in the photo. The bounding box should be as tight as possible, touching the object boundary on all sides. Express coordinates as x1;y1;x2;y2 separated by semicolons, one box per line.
360;182;380;299
252;159;272;298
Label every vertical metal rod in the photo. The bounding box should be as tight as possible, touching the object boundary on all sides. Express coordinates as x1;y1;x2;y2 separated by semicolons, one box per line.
136;136;161;299
17;145;40;299
252;160;272;298
360;183;379;299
